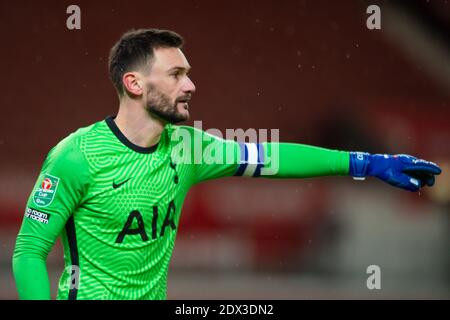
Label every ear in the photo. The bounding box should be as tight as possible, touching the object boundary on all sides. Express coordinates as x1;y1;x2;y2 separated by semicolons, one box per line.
122;72;143;96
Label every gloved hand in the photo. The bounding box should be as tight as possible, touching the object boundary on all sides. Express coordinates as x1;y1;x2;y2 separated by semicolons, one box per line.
349;152;442;192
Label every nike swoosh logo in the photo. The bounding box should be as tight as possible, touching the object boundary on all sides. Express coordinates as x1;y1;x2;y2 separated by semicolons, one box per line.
112;178;131;189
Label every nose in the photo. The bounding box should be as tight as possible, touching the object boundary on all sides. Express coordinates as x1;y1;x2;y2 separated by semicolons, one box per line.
182;76;196;94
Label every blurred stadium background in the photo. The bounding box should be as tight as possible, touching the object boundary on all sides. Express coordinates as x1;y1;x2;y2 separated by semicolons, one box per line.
0;0;449;299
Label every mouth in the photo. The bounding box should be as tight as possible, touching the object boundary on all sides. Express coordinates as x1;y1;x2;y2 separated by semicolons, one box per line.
177;98;190;110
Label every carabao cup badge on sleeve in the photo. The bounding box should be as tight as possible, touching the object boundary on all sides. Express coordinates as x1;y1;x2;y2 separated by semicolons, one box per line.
33;173;60;207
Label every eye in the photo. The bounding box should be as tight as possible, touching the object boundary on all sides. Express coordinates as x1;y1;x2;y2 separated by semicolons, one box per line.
171;72;180;79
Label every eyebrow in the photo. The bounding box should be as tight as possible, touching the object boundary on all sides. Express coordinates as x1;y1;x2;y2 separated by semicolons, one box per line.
167;66;191;73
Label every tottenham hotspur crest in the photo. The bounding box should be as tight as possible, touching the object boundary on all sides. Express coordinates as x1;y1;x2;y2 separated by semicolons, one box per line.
33;173;60;207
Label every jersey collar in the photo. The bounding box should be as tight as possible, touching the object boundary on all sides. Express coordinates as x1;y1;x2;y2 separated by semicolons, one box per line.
105;116;159;154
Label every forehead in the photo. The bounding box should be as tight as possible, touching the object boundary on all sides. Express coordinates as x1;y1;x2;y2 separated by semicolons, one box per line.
151;47;190;71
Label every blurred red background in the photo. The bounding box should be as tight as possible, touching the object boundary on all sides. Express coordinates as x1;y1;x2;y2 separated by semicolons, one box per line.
0;0;448;299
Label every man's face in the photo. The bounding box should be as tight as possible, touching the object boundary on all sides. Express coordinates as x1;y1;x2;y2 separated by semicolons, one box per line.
141;47;196;124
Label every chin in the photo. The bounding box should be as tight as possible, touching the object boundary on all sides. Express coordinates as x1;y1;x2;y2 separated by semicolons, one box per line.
182;110;190;119
177;113;190;123
176;106;190;120
167;112;189;124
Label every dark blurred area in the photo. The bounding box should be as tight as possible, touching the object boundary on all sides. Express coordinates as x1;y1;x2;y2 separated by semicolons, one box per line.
0;0;449;299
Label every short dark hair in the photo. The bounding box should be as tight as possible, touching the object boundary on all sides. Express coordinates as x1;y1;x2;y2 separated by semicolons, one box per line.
108;28;184;96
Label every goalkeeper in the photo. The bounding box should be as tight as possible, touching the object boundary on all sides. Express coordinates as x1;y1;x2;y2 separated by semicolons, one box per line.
13;29;442;300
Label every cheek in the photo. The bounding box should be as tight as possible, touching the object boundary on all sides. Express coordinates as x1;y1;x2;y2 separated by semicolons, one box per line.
155;80;176;95
160;77;182;94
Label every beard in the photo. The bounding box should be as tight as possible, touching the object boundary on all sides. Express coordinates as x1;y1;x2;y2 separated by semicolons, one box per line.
145;84;190;124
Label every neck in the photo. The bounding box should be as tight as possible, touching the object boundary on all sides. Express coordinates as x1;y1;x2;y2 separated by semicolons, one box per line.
114;97;166;149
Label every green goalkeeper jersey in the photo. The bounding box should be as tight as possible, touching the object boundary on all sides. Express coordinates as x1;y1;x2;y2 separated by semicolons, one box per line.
16;116;248;300
13;116;349;300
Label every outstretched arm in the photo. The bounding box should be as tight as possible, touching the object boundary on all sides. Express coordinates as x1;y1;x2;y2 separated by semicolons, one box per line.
175;125;441;191
236;142;441;192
